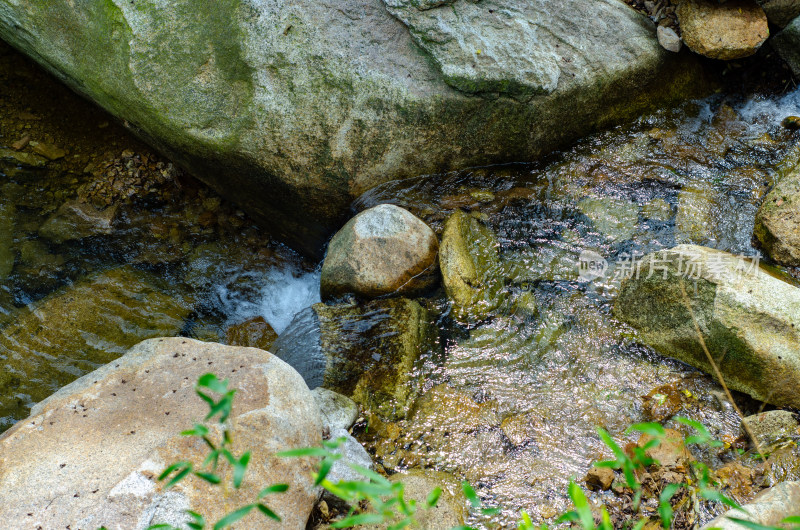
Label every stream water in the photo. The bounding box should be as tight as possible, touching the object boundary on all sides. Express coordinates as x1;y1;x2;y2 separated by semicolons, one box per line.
1;42;800;528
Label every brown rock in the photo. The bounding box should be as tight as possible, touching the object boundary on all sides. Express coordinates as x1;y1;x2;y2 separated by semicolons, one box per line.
30;141;66;160
585;466;615;491
0;338;322;529
677;0;769;60
225;315;278;350
638;429;693;469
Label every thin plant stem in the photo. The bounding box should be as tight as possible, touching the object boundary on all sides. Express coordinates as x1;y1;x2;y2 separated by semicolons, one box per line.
678;280;774;483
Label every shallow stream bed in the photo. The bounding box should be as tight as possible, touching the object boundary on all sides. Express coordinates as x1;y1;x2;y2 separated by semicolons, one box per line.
1;40;800;528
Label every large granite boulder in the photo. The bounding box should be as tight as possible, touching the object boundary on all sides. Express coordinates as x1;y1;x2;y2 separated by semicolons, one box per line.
754;162;800;266
0;0;707;256
0;338;322;529
0;266;191;428
271;298;436;420
773;15;800;76
320;204;439;301
614;245;800;409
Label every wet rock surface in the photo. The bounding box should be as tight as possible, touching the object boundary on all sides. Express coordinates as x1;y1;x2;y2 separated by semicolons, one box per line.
0;267;191;428
703;481;800;529
754;159;800;266
0;338;323;530
615;245;800;409
272;298;436;420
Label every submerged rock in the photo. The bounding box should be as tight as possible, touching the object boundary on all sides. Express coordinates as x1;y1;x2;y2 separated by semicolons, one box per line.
224;315;278;351
754;163;800;266
758;0;800;27
0;202;15;281
320;204;439;301
675;182;720;246
0;0;708;256
773;16;800;76
741;410;800;452
0;267;190;425
38;199;117;244
578;196;639;242
440;210;506;322
614;245;800;409
0;338;322;529
271;298;436;420
677;0;769;60
703;481;800;529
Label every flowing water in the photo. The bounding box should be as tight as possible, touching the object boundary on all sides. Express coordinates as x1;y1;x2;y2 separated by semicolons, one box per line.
2;41;800;528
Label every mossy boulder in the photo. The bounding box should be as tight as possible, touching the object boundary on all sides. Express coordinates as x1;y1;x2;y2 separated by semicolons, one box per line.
754;163;800;266
0;266;190;427
0;0;709;257
271;298;436;420
614;245;800;409
773;15;800;77
440;210;506;322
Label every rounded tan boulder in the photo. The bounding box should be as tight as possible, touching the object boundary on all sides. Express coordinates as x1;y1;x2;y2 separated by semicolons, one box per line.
0;338;322;529
677;0;769;60
320;204;439;301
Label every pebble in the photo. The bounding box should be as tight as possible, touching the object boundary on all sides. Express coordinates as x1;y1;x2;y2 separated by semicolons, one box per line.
657;25;682;52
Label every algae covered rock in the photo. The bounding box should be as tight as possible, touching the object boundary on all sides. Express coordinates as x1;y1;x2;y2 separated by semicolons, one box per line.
754;164;800;266
224;315;278;350
440;210;506;322
773;16;800;77
272;298;436;420
614;245;800;408
677;0;769;60
321;204;439;301
0;0;708;256
0;338;322;529
38;199;117;244
0;266;190;427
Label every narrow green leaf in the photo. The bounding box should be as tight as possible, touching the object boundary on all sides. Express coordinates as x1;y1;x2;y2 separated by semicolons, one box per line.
725;518;784;530
256;503;281;521
316;458;334;486
277;447;331;458
197;373;229;394
628;422;666;438
158;461;191;482
213;505;255;530
347;463;390;485
461;482;480;509
259;483;289;498
194;471;222;485
331;513;386;527
568;481;595;530
233;451;251;488
700;488;742;510
427;487;442;508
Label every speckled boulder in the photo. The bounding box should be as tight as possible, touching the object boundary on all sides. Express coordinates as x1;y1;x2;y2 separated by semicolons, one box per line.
0;338;322;529
321;204;439;301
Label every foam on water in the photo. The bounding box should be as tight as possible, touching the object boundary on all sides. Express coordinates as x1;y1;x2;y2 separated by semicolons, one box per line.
216;265;321;334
